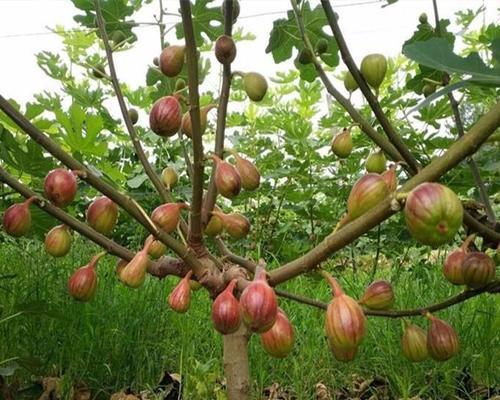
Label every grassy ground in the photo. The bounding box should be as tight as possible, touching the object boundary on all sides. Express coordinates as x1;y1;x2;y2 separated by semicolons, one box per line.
0;238;499;399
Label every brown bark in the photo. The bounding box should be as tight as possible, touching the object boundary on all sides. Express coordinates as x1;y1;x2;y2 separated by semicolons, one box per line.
223;325;251;400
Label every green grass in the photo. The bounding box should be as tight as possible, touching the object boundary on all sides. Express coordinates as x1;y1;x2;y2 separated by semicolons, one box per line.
0;238;499;399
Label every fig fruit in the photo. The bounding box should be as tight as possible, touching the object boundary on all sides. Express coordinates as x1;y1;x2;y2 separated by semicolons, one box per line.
242;72;268;102
260;308;294;358
324;273;366;350
212;211;250;239
426;313;459;361
159;45;185;77
168;270;193;313
358;280;394;310
127;108;139;125
442;234;475;286
204;212;224;236
181;104;216;138
161;166;178;189
239;267;278;333
298;48;313;65
86;196;118;236
174;78;186;91
120;240;153;288
401;322;428;362
419;13;428;24
221;0;240;22
381;164;398;192
346;173;389;221
422;83;436;97
68;253;103;301
44;168;78;207
404;183;463;247
331;128;352;158
215;35;236;64
212;279;242;334
344;71;358;92
45;224;71;257
360;53;387;90
327;338;357;362
461;252;495;288
115;258;127;282
2;197;34;237
315;38;328;55
111;30;126;46
148;238;167;259
231;151;260;191
92;64;106;79
149;96;182;137
365;150;387;174
153;57;159;66
151;203;189;233
212;155;241;199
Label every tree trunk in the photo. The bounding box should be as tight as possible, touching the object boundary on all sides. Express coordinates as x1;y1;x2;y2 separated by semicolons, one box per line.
223;325;250;400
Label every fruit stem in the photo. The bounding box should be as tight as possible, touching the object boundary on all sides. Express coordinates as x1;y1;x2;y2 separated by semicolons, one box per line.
182;270;194;282
460;233;476;251
423;311;434;320
318;270;344;297
71;169;87;178
423;77;443;86
23;196;38;207
395;192;408;202
89;251;107;268
226;279;238;293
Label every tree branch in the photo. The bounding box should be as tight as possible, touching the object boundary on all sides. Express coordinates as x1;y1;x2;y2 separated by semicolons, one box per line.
319;0;420;174
0;166;188;279
179;0;204;247
269;100;500;285
202;0;234;224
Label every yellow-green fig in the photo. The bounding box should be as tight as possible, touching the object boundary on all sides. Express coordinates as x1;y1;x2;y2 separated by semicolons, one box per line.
242;72;268;102
331;128;353;158
401;322;428;362
343;71;358;92
365;150;387;174
45;224;72;257
161;166;178;189
360;53;387;89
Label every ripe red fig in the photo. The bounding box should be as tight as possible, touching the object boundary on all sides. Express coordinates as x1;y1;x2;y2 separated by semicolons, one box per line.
346;173;389;222
242;72;268;102
381;164;398;192
44;224;71;257
360;53;387;90
212;211;250;239
215;35;237;64
404;183;463;247
68;253;104;301
212;279;242;335
324;273;366;350
120;240;153;288
149;96;182;137
159;45;185;77
2;197;35;237
331;128;352;159
343;71;358;93
212;155;241;199
443;234;475;285
425;313;459;361
205;212;224;236
461;252;496;288
86;196;118;236
44;168;77;207
239;267;278;333
161;166;178;189
359;280;394;310
151;203;189;233
181;104;216;138
148;238;167;259
260;308;294;358
365;150;387;174
327;338;358;362
168;270;193;313
401;322;428;362
231;151;260;191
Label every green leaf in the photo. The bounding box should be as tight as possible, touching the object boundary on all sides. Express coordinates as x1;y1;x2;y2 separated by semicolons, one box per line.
403;38;500;85
175;0;223;43
266;3;339;82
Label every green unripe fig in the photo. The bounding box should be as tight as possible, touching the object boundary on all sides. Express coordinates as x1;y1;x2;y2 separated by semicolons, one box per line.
365;150;387;174
127;108;139;125
92;64;106;79
298;48;313;65
331;128;352;158
422;83;436;97
360;54;387;90
221;0;240;22
161;167;178;189
419;13;428;24
343;71;358;92
111;30;126;46
175;78;186;92
315;38;328;54
153;57;159;66
242;72;268;102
